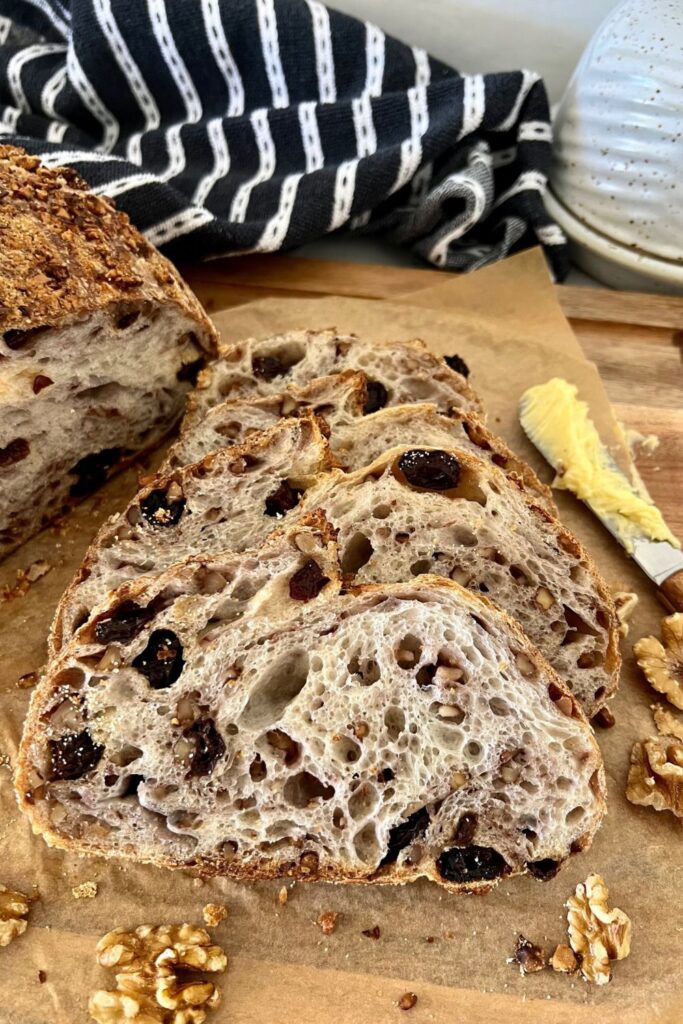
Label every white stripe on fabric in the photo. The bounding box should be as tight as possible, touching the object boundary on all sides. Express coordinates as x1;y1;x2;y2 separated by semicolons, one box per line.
351;91;376;158
148;0;202;122
22;0;69;38
392;82;429;194
256;0;289;109
36;148;122;166
496;69;539;132
93;172;160;197
201;0;245;117
536;223;566;246
229;108;276;223
428;179;487;266
0;106;19;133
364;23;385;98
517;120;552;143
305;0;336;103
257;172;303;251
459;73;486;139
7;44;64;114
411;46;431;88
94;0;160;166
493;169;547;208
46;119;67;142
41;65;66;120
66;48;119;151
329;159;357;231
193;116;231;205
146;206;215;247
298;101;323;173
0;16;11;45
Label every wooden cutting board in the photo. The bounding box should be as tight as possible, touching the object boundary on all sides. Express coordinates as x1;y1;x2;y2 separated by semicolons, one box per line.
182;253;683;541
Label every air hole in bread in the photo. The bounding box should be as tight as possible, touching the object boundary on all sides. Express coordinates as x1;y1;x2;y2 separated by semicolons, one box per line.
565;805;585;825
219;840;238;862
109;745;143;767
241;651;309;729
489;697;510;717
353;821;380;864
331;735;361;764
283;771;334;808
561;606;599;645
215;420;242;440
372;504;392;520
452;527;477;547
577;650;604;669
50;667;86;693
384;705;406;741
431;701;465;725
509;565;530;585
464;741;483;762
264;729;300;766
348;654;380;686
348;782;379;821
396;635;423;669
411;559;432;576
341;532;374;574
332;807;346;829
594;685;606;701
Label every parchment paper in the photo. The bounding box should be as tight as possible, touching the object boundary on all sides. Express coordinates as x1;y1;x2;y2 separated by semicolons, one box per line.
1;253;680;1024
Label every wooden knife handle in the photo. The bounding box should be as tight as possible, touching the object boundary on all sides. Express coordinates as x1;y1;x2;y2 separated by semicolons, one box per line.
660;569;683;613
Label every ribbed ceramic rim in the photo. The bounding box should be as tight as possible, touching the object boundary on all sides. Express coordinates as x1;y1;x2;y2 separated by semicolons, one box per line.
545;188;683;288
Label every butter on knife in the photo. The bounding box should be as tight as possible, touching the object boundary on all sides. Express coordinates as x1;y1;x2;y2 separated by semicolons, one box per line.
520;377;683;612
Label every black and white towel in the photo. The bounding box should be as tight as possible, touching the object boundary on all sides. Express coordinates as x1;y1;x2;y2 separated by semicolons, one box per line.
0;0;568;276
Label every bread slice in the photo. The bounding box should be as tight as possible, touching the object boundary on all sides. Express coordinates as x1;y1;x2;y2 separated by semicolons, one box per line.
187;328;482;425
51;412;332;653
172;374;553;512
17;519;605;892
300;447;619;716
164;370;367;472
0;146;217;559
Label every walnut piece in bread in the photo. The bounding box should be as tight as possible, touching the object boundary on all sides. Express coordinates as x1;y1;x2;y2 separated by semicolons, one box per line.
0;145;217;559
17;520;606;892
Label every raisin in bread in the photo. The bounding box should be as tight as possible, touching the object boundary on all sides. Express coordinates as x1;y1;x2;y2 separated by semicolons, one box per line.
51;412;332;653
0;146;217;558
164;370;367;472
186;328;482;425
300;447;619;716
17;521;605;891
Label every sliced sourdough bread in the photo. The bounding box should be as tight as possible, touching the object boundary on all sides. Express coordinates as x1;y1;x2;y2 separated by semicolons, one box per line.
51;412;332;653
164;370;367;472
0;146;217;558
300;447;619;716
187;328;482;424
17;519;605;891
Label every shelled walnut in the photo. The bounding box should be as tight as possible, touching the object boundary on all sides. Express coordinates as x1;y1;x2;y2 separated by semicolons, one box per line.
626;736;683;819
634;613;683;709
0;884;30;947
566;874;631;985
89;923;227;1024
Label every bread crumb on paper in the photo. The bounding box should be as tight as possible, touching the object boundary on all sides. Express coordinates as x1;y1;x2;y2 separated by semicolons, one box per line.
551;944;578;974
317;910;340;935
202;903;228;928
278;886;288;906
72;881;98;900
361;925;381;940
509;934;545;974
398;992;418;1011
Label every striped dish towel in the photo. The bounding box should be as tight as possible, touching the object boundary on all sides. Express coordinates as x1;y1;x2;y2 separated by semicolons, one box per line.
0;0;568;276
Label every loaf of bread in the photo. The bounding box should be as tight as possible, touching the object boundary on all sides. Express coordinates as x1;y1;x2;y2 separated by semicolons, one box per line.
302;447;619;716
17;518;605;891
0;146;217;558
164;370;367;472
186;328;482;425
51;412;332;653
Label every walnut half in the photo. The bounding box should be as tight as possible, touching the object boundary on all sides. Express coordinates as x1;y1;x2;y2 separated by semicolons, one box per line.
626;736;683;819
0;884;30;947
634;613;683;710
89;923;227;1024
567;874;632;985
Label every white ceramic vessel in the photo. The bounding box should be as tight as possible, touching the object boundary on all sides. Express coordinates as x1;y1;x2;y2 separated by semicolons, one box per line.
550;0;683;292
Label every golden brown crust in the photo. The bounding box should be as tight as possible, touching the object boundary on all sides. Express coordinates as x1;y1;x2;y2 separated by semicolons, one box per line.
0;145;217;351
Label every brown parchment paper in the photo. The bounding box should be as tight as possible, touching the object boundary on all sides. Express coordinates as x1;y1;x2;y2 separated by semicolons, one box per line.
0;255;681;1024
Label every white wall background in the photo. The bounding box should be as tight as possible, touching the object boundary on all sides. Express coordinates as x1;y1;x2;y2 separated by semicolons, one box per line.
328;0;620;101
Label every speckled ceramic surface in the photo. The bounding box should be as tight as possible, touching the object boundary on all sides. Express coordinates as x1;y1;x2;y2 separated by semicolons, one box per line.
551;0;683;265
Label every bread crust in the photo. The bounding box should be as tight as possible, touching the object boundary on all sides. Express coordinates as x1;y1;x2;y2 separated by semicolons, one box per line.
0;146;217;350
